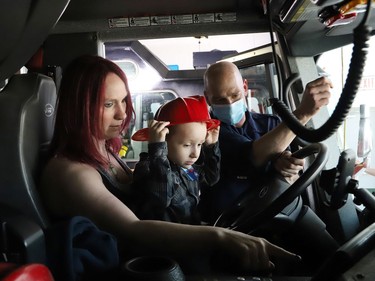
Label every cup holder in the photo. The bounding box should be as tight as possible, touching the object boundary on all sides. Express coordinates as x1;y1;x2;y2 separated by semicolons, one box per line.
123;256;185;281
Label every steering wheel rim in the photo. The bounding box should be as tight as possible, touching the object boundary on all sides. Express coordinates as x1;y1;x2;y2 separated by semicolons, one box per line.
214;142;328;233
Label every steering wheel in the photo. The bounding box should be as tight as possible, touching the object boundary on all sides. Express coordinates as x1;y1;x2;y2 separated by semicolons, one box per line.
214;142;328;234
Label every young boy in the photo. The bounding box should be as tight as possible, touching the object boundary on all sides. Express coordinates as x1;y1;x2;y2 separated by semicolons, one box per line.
131;95;220;224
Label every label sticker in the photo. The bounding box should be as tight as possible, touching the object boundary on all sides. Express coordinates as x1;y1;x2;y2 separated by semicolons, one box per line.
129;16;150;27
215;12;237;22
171;14;193;24
108;18;129;28
193;13;215;23
150;16;172;25
109;12;237;28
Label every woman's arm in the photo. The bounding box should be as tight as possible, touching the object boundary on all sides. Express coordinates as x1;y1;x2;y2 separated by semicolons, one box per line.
40;157;299;272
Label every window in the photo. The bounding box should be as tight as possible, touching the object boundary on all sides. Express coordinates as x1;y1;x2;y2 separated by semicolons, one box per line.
139;33;272;70
240;64;277;115
121;90;177;161
317;36;375;189
104;34;276;162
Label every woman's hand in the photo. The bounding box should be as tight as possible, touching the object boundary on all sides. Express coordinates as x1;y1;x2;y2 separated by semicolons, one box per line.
216;227;300;272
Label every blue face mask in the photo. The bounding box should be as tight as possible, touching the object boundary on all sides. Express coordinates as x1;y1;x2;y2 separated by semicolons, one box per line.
211;98;247;125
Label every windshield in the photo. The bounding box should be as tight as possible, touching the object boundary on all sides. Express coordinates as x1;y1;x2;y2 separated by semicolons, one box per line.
104;33;276;164
139;33;272;70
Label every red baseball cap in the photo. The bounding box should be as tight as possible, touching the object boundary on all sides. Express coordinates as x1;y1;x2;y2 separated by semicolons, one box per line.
131;95;220;141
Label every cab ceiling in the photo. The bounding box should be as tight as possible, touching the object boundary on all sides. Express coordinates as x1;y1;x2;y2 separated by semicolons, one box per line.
52;0;375;57
52;0;270;38
59;0;260;21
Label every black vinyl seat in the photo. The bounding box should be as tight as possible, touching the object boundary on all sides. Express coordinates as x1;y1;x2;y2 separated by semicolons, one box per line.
0;73;120;277
0;73;56;230
0;0;76;270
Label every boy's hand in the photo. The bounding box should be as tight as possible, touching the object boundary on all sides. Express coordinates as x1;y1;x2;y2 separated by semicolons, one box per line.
148;120;170;143
205;126;220;145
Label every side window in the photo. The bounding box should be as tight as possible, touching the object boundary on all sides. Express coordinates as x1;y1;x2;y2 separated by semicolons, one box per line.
105;47;177;161
239;63;276;115
121;91;177;161
317;36;375;190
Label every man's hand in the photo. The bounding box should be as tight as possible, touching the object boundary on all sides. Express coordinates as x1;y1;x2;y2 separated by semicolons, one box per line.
294;76;333;124
148;120;170;143
274;151;305;184
205;126;220;145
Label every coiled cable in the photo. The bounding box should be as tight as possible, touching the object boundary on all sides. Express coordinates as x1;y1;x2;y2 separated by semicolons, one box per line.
269;0;372;142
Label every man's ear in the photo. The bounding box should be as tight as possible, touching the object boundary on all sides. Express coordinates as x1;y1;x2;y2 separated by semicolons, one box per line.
203;91;211;106
243;79;249;97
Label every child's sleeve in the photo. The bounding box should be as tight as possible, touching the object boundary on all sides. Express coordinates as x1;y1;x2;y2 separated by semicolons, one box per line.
199;142;221;186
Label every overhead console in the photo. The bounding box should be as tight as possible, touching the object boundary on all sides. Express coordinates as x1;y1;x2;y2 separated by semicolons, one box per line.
268;0;375;56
